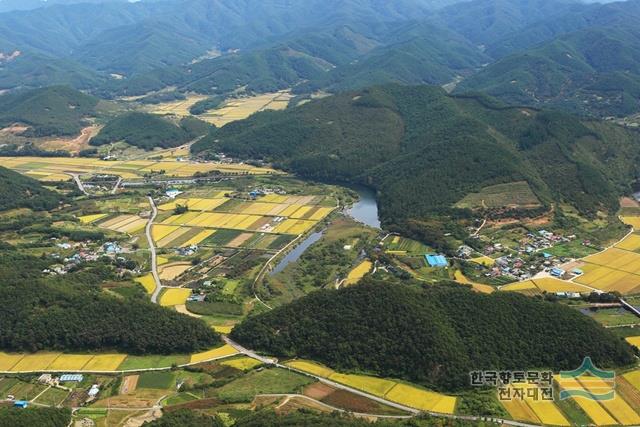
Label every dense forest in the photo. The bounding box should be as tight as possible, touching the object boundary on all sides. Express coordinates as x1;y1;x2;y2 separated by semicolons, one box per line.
150;409;497;426
91;113;203;150
0;407;70;427
231;279;635;391
193;85;640;232
0;249;220;354
0;166;61;211
0;86;97;137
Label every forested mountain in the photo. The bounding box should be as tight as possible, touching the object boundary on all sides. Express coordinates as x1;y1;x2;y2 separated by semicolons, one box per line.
0;166;61;211
193;85;640;230
458;22;640;116
231;280;635;391
0;86;97;136
0;249;220;354
0;0;440;82
91;113;207;150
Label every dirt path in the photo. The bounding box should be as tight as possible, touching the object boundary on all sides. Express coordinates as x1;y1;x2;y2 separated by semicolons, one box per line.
175;304;201;318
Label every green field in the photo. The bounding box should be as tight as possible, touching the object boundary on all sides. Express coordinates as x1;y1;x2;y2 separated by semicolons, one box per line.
203;229;243;247
137;371;177;389
34;387;69;406
588;308;640;327
455;181;541;209
117;355;190;371
214;368;314;402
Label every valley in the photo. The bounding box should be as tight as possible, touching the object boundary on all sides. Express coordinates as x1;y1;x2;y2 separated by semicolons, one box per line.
3;0;640;426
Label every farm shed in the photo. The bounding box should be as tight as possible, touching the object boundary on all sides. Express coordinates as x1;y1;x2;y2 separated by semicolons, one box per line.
426;254;448;268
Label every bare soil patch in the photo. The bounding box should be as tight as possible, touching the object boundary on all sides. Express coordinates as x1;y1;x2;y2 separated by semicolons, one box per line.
303;382;336;400
120;375;139;395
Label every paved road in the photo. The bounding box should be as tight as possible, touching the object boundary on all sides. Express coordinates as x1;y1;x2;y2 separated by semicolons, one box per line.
223;336;539;426
145;196;163;304
111;177;122;194
67;173;89;196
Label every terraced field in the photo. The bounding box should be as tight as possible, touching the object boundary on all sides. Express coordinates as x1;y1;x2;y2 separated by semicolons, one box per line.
501;278;592;294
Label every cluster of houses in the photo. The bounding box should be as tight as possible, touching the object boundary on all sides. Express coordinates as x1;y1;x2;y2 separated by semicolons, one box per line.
42;240;136;276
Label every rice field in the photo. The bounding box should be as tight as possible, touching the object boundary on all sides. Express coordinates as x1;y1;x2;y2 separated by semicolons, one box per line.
385;383;457;414
47;354;95;371
82;354;128;371
500;384;570;426
556;376;634;426
189;344;239;364
196;91;293;127
622;216;640;229
1;156;276;182
329;373;396;397
344;260;373;286
284;359;456;414
626;336;640;348
158;262;191;281
220;357;262;371
147;94;209;116
578;377;640;425
11;353;61;371
616;234;640;252
135;274;157;294
159;288;192;306
502;277;592;294
78;213;108;224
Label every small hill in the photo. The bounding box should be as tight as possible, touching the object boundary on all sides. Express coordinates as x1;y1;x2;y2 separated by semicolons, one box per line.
0;86;98;137
193;85;640;234
0;250;221;355
0;166;61;211
91;113;204;150
231;280;635;392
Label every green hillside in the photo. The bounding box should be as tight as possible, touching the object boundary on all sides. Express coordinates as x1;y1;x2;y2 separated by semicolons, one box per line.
0;249;220;354
0;86;98;136
193;85;640;231
231;280;635;391
299;23;489;93
91;113;202;150
0;166;61;211
458;25;640;116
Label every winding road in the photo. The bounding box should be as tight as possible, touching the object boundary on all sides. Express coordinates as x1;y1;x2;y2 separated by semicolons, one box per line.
222;336;538;426
145;196;163;304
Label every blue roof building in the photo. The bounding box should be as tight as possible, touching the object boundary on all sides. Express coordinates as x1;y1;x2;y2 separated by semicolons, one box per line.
550;267;565;277
14;401;28;408
60;374;83;382
425;254;448;268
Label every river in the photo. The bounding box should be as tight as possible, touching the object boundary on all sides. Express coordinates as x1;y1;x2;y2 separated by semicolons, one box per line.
269;185;381;275
346;185;381;229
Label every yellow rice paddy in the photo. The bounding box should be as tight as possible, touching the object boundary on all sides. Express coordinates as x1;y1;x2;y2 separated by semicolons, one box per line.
78;214;108;224
82;354;128;371
189;345;239;364
135;274;157;294
159;288;192;306
284;359;456;414
220;357;262;371
47;354;95;371
344;260;373;285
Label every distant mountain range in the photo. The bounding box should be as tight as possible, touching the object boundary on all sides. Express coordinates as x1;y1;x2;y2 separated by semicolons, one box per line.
0;0;640;117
